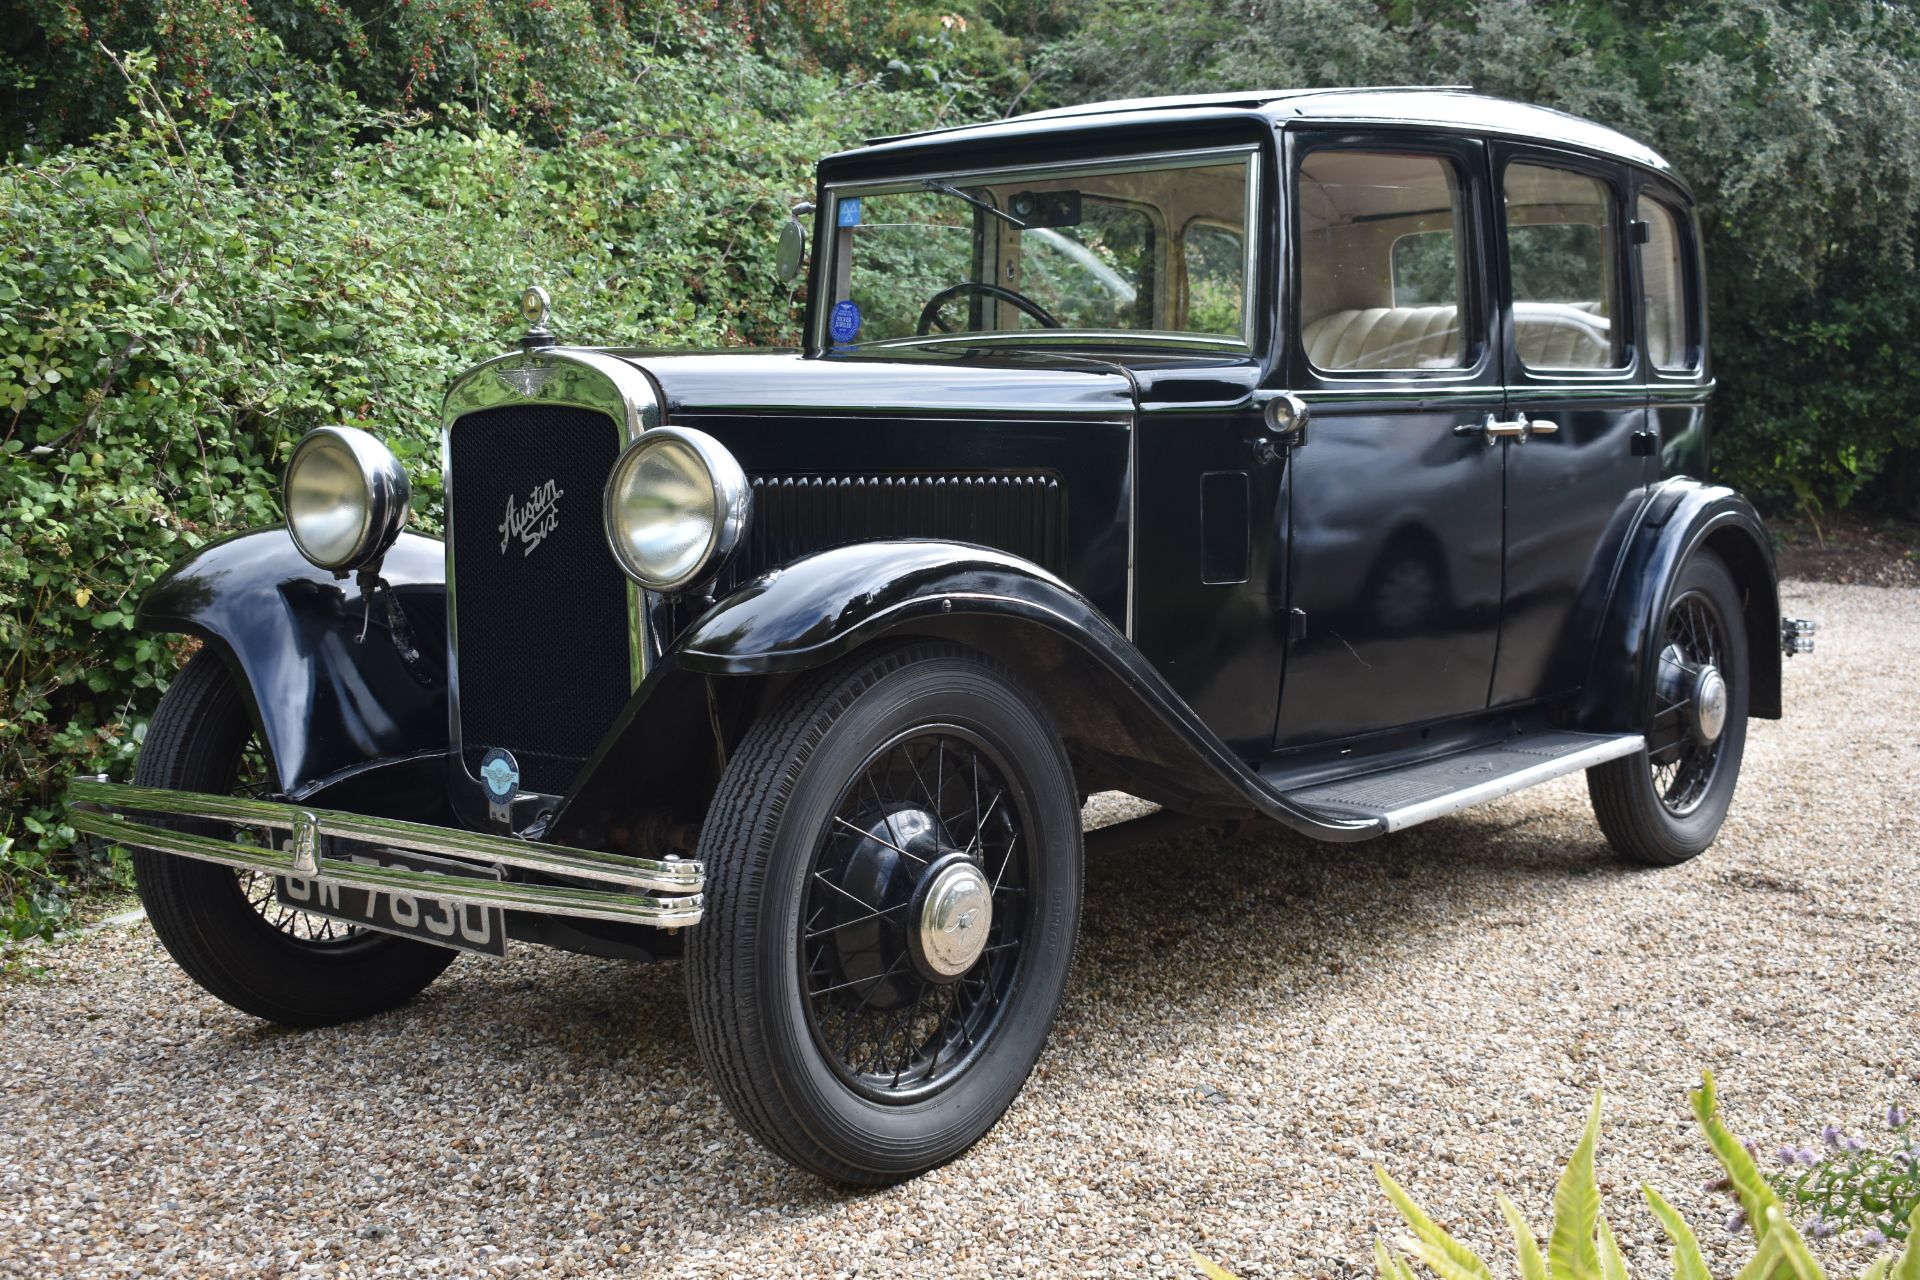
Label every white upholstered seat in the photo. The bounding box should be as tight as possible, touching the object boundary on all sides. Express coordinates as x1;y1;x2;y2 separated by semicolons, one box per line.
1302;302;1615;370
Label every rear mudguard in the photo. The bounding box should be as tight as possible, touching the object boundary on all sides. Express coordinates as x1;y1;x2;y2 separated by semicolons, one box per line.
136;527;449;809
552;541;1379;846
1575;479;1782;730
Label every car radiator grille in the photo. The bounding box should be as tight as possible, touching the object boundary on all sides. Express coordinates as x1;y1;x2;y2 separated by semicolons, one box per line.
709;472;1066;597
448;405;631;795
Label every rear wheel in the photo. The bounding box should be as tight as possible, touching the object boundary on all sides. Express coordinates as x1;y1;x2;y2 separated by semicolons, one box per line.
687;642;1082;1183
131;650;456;1026
1588;551;1749;865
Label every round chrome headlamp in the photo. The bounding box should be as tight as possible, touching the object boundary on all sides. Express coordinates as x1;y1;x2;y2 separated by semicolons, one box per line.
283;426;411;573
602;427;750;591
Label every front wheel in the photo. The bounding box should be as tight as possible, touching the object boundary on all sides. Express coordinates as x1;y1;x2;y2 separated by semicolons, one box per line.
687;642;1082;1184
1587;551;1750;865
131;650;456;1025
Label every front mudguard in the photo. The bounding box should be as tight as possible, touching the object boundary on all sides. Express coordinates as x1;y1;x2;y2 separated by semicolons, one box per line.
136;527;449;805
553;541;1377;845
1575;480;1783;731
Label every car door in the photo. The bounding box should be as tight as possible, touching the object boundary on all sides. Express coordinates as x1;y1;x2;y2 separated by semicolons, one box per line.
1488;145;1653;705
1272;131;1506;748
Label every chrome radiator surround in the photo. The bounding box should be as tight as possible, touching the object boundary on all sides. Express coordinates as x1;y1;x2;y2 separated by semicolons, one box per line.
68;777;703;929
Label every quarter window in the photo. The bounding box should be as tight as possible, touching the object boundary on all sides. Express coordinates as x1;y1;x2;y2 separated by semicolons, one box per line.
1297;151;1469;371
1503;162;1624;369
1638;195;1691;370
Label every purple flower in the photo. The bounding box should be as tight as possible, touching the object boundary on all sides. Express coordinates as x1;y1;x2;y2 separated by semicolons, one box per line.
1797;1146;1822;1166
1823;1124;1844;1148
1809;1216;1836;1240
1867;1229;1889;1247
1890;1105;1908;1130
1725;1209;1748;1235
1842;1135;1865;1152
1778;1146;1801;1166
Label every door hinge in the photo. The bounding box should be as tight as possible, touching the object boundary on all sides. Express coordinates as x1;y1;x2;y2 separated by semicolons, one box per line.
1631;428;1659;457
1288;607;1308;642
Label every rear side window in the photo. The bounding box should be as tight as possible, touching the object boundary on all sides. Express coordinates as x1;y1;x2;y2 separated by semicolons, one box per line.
1638;196;1692;370
1503;162;1624;369
1297;150;1469;371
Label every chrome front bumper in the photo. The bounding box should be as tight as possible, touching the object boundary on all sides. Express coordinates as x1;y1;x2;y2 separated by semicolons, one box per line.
67;777;704;928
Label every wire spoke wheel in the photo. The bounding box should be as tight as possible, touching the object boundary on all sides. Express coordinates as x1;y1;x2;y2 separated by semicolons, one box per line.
1588;551;1749;867
1647;590;1730;816
800;727;1030;1102
221;735;364;947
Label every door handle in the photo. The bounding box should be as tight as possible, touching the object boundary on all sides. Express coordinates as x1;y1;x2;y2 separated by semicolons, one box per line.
1452;413;1559;445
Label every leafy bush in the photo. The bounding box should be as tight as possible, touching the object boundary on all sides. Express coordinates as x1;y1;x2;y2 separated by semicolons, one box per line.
1363;1073;1918;1280
0;36;958;938
1769;1107;1920;1245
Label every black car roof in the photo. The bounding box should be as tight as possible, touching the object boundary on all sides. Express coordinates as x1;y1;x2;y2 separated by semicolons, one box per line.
844;87;1677;187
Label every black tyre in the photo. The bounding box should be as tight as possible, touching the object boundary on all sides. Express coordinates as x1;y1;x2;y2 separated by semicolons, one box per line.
687;642;1082;1184
1588;551;1749;865
131;650;456;1026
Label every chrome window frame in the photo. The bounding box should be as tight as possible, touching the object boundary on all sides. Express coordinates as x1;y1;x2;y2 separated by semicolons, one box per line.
816;144;1264;353
439;347;662;798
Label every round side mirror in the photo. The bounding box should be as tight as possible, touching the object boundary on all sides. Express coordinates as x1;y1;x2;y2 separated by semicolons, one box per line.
776;204;813;283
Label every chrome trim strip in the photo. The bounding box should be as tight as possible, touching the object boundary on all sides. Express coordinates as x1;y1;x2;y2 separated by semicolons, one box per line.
69;778;703;894
1281;380;1715;406
1379;733;1644;833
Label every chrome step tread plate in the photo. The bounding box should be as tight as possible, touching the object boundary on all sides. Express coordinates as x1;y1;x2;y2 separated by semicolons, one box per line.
1281;730;1644;832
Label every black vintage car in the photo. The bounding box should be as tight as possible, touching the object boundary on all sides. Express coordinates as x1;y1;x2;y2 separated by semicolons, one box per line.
73;88;1816;1183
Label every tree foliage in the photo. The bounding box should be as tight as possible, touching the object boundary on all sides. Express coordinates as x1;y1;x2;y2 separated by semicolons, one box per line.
1041;0;1920;514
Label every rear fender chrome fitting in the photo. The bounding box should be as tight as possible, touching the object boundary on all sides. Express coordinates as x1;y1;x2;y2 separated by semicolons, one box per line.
66;777;703;929
1781;616;1818;657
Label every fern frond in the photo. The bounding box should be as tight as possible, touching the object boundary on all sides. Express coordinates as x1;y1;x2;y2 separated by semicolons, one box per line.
1405;1236;1505;1280
1549;1090;1607;1280
1498;1190;1549;1280
1190;1251;1236;1280
1189;1251;1241;1280
1644;1184;1712;1280
1887;1203;1920;1280
1691;1071;1785;1242
1598;1213;1630;1280
1375;1166;1495;1280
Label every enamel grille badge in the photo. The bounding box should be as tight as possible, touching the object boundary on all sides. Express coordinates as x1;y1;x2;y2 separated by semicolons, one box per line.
499;478;564;557
479;748;520;825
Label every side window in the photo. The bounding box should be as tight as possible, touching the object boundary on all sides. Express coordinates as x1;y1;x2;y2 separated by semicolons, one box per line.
1297;151;1469;372
1183;222;1244;336
1638;195;1692;370
1503;162;1624;369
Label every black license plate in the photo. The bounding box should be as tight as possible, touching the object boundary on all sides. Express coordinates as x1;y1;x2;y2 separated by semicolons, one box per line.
276;848;508;957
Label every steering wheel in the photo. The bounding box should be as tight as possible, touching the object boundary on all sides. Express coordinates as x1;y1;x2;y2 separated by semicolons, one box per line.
915;282;1063;336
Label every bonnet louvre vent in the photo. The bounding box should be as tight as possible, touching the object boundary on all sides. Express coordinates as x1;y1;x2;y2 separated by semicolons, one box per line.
713;472;1066;596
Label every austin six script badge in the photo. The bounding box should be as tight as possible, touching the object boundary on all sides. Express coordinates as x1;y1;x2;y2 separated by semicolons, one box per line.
499;479;564;557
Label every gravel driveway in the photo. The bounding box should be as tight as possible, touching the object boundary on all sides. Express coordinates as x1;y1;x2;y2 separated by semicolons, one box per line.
3;579;1913;1279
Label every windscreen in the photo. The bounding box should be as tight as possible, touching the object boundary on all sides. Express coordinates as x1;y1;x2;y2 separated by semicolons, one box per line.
823;152;1255;349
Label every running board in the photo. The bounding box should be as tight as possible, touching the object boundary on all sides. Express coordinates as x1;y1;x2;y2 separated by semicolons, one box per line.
1276;731;1644;833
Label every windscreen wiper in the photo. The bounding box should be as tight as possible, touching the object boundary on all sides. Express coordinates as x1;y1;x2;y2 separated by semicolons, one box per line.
921;178;1028;229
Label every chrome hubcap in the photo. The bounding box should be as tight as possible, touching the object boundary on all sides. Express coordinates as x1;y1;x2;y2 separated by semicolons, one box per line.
914;857;992;980
1690;666;1727;745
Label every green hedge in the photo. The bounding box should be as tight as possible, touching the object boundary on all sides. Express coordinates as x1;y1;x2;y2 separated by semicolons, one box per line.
0;39;958;938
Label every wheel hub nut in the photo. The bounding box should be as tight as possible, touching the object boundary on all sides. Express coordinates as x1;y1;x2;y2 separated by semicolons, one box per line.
914;859;992;980
1690;666;1727;745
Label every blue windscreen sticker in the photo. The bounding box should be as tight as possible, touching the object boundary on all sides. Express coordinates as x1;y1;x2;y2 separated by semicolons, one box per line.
829;299;863;343
836;197;862;228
